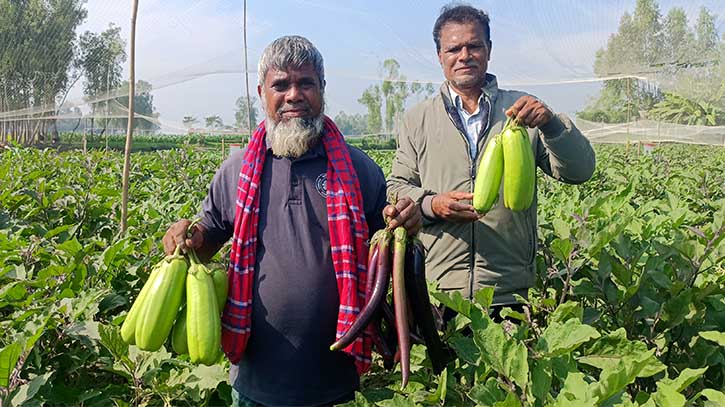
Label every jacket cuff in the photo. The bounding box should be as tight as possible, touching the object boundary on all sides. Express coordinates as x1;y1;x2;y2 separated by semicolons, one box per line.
421;194;438;221
539;115;565;139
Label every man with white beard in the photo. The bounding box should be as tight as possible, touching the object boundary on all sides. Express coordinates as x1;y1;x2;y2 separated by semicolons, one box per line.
163;36;421;406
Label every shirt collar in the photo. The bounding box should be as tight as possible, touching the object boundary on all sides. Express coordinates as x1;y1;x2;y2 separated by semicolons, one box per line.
448;85;485;115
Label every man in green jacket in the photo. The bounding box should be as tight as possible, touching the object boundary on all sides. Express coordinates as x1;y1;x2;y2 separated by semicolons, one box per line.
387;4;596;314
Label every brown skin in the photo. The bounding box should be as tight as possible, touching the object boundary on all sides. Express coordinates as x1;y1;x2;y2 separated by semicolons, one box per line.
163;64;422;258
505;95;553;128
257;63;323;122
432;22;554;222
438;21;491;113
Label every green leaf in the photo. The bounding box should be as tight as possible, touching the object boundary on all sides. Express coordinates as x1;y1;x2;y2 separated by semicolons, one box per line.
337;392;372;407
474;287;495;310
377;393;417;407
578;328;665;378
698;331;725;346
651;382;686;407
536;319;600;357
0;342;22;388
10;372;53;406
431;290;471;318
448;335;479;365
551;372;597;407
57;238;83;257
471;308;529;391
551;238;574;262
98;323;129;361
45;224;73;239
661;291;695;327
552;218;571;239
531;359;552;403
660;367;708;393
468;377;506;405
700;389;725;405
590;350;657;403
550;301;583;324
494;391;522;407
431;367;448;404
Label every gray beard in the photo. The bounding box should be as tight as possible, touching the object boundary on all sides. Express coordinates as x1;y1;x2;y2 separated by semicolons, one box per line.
266;115;324;158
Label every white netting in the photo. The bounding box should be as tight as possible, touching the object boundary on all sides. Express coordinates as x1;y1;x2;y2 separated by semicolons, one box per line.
0;0;723;144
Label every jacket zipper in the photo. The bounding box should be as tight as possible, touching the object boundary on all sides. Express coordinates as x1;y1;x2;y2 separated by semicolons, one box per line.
445;99;490;301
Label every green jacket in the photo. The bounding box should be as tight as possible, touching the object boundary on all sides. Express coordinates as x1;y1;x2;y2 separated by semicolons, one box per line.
387;75;595;304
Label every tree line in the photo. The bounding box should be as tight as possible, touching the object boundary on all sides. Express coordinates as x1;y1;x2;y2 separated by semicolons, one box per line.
579;0;725;125
0;0;159;146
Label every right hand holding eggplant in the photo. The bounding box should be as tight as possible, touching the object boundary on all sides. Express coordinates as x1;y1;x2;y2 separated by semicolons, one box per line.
163;220;206;255
431;191;479;223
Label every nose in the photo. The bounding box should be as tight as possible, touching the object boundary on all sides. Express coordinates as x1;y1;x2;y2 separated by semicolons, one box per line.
458;46;471;61
285;85;304;103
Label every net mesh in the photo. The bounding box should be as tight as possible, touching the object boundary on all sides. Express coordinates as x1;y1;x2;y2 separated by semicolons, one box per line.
1;0;723;145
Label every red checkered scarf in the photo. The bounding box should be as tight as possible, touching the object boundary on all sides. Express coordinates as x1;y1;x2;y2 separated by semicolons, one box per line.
221;116;372;374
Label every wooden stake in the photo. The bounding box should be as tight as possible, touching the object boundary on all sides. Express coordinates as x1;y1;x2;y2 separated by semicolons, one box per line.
121;0;139;234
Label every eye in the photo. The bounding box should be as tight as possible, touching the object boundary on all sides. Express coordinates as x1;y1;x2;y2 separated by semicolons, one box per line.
271;82;288;91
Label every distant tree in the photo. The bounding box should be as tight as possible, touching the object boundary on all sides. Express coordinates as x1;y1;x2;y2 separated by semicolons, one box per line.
182;116;198;130
0;0;87;143
359;58;436;135
334;111;368;136
234;96;258;131
662;8;694;71
116;80;160;132
358;85;382;134
205;115;223;130
693;7;719;60
580;0;723;124
77;24;126;133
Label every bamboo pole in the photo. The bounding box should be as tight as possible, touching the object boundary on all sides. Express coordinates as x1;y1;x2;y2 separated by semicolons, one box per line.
121;0;139;234
243;0;253;141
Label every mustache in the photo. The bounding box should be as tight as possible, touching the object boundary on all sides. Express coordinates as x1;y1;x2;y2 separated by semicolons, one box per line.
277;103;311;114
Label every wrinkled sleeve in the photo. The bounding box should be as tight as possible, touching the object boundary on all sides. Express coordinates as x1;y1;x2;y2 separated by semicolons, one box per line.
387;113;436;206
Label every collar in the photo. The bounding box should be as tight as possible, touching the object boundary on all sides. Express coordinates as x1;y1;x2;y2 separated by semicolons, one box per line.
448;85;485;115
440;73;499;110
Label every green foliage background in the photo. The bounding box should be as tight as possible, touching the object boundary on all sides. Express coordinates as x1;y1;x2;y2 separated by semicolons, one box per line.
0;142;722;406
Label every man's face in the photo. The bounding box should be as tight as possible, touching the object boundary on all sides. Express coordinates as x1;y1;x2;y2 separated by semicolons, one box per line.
437;21;491;92
258;63;323;124
258;63;325;158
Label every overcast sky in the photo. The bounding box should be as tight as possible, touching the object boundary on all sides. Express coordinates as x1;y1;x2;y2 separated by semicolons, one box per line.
67;0;725;133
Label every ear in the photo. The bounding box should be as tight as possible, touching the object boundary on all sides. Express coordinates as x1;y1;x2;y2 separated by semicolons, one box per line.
257;84;263;98
487;41;492;61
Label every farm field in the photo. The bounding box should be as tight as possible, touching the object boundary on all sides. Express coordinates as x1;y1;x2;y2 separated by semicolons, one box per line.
0;143;723;406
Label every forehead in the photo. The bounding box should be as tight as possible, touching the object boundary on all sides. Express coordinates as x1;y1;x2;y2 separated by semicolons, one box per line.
439;21;486;44
263;63;319;83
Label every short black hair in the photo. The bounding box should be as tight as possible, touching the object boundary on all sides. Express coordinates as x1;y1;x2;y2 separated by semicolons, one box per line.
433;3;491;53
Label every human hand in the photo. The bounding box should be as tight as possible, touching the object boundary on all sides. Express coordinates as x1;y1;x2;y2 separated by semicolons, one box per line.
383;196;422;235
506;95;553;128
431;191;479;223
162;219;206;255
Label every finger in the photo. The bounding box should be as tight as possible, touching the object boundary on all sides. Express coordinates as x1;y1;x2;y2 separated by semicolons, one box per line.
516;103;537;126
388;205;414;231
186;229;203;249
450;201;476;213
533;109;553;128
382;204;398;219
449;191;474;200
530;111;547;128
448;210;479;223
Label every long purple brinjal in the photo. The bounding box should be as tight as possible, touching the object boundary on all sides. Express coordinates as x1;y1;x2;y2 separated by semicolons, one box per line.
330;230;392;351
404;238;455;374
